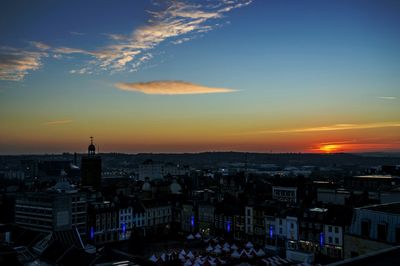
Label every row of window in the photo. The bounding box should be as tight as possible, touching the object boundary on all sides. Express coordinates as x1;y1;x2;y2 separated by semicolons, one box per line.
328;226;340;233
360;220;400;242
328;236;340;244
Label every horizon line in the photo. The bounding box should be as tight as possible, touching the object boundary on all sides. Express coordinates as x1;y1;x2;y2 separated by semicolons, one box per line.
1;150;400;156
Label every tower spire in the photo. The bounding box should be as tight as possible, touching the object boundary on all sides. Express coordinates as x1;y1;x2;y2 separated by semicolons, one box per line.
88;136;96;155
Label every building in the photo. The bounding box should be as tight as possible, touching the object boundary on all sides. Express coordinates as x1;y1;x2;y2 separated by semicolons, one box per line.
214;203;235;238
299;207;327;254
81;137;102;189
139;160;164;181
142;200;172;231
138;160;189;181
118;198;146;240
181;202;196;232
233;211;246;241
272;186;297;203
198;202;215;236
345;202;400;258
87;201;119;244
324;223;344;259
14;181;87;236
286;216;300;250
245;206;254;236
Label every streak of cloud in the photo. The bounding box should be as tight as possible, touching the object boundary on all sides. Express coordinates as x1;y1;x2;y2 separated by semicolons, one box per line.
269;122;400;133
42;119;73;126
243;122;400;135
70;31;85;36
114;80;235;95
378;96;397;100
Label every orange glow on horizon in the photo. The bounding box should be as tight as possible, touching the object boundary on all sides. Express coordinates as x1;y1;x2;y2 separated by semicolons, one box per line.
318;144;341;153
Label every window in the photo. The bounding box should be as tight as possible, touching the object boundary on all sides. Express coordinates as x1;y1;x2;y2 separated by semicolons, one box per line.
361;220;370;238
351;251;359;258
279;219;282;225
291;223;294;229
396;227;400;244
328;237;333;243
335;227;339;233
328;226;332;232
377;223;387;241
335;237;339;244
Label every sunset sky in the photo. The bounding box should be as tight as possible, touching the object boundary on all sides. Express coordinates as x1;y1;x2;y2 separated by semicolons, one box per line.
0;0;399;154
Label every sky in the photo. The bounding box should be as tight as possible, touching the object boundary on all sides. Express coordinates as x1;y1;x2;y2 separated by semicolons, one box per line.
0;0;399;154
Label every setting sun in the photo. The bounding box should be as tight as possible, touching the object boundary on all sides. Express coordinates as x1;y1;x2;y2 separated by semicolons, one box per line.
319;144;341;153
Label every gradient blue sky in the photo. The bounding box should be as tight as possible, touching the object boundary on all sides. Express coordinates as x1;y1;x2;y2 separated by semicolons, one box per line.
0;0;399;154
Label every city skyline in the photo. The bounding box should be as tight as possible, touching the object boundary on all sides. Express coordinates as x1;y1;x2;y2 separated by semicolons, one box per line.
1;0;400;154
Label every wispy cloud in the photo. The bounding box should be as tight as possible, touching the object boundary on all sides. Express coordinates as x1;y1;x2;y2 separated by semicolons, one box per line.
378;96;397;100
42;119;73;126
30;41;51;51
115;80;235;95
270;122;400;133
0;0;252;80
246;122;400;135
70;31;85;36
64;0;252;73
0;46;47;81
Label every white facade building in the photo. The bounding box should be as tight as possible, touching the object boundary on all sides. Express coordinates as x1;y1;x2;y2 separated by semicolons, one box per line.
324;224;344;258
286;216;299;249
272;186;297;203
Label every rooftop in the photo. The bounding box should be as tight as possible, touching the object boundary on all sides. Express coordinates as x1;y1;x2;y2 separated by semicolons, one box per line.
361;202;400;215
353;175;394;179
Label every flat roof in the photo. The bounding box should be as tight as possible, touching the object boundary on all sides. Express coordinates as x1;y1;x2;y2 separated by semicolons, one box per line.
362;202;400;215
353;175;393;179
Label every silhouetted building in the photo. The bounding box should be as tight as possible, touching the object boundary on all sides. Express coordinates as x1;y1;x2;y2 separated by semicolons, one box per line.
14;181;87;236
81;137;102;189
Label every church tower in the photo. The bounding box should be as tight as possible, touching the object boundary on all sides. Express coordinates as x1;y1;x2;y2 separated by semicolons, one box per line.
81;137;102;189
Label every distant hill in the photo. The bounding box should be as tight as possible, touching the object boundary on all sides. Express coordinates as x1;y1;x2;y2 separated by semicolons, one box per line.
2;152;398;169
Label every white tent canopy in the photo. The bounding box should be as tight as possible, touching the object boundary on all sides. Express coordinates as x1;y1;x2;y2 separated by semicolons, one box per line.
187;234;195;240
160;253;166;261
195;232;202;238
245;241;254;249
149;255;157;262
256;248;266;257
206;245;213;252
231;243;238;250
213;247;222;254
231;250;240;258
180;249;187;256
187;251;195;259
